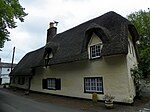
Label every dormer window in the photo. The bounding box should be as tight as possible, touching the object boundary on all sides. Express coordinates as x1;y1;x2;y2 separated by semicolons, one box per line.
45;52;53;59
44;48;53;67
45;52;53;66
90;43;102;59
88;32;103;59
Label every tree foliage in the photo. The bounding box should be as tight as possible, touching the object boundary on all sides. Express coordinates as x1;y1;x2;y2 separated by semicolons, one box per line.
131;66;146;97
127;9;150;76
0;0;27;48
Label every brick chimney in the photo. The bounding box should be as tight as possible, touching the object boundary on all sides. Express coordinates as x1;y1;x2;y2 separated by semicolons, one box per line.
46;22;58;43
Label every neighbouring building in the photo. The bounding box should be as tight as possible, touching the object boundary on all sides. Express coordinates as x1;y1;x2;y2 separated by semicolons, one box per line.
0;58;16;84
10;11;139;103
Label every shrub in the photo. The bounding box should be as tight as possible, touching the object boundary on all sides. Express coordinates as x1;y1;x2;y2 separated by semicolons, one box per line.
131;66;146;98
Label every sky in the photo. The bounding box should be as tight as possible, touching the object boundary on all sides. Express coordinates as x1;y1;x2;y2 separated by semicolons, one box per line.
0;0;150;63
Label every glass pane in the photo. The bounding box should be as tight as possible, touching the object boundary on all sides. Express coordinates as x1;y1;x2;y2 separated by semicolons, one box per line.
85;77;103;92
47;79;55;89
90;44;102;58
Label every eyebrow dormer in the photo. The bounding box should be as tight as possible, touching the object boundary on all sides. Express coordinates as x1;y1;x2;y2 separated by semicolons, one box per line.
86;23;110;43
88;33;103;59
44;42;59;67
83;23;110;49
44;48;53;67
82;23;110;58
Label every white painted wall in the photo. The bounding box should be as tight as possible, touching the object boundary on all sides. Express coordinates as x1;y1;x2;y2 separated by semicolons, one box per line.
30;55;132;103
0;67;11;84
125;31;138;101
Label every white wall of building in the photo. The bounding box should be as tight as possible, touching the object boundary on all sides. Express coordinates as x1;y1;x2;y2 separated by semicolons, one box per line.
0;67;11;84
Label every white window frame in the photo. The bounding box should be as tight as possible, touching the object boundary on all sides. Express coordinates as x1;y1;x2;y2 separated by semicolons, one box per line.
84;77;103;93
47;78;56;89
90;43;103;59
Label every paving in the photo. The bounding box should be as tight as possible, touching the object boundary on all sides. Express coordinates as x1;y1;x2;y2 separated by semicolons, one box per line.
0;84;150;112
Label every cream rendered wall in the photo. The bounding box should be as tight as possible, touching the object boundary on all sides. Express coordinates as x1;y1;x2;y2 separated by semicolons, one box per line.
30;33;133;103
125;31;138;101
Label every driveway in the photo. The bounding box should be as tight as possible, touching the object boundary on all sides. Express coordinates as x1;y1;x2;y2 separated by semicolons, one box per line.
0;89;84;112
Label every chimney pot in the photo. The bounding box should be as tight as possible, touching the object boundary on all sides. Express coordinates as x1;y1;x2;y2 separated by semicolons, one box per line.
49;22;54;28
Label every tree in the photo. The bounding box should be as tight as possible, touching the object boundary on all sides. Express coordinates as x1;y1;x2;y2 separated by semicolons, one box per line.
127;9;150;77
0;0;27;48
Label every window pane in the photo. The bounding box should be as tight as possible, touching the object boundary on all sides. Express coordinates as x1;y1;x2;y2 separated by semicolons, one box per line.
90;44;102;59
47;79;56;89
84;77;103;92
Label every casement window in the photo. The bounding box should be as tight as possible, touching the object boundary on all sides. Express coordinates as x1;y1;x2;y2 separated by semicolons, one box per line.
44;48;53;67
128;41;135;57
44;53;53;66
84;77;103;93
42;78;61;90
12;77;16;84
90;43;102;59
132;46;135;57
47;78;56;89
18;77;25;85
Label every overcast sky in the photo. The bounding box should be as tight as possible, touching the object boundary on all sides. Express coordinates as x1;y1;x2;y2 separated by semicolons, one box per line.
0;0;150;63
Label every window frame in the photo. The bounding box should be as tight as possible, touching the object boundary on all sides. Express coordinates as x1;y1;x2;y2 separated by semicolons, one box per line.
47;78;56;90
90;43;103;59
84;77;103;94
18;77;25;85
13;77;16;83
42;78;61;90
44;48;53;67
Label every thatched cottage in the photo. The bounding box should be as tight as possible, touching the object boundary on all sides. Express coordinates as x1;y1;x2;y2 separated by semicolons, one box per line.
10;11;139;103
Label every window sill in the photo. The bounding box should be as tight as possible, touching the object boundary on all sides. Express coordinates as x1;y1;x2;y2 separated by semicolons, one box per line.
84;91;104;94
45;88;56;90
89;56;102;60
43;88;61;91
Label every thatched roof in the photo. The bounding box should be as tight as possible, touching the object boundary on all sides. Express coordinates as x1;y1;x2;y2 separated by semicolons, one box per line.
10;11;139;76
10;47;44;76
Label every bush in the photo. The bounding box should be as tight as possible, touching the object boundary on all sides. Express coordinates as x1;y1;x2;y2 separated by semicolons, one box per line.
131;66;146;98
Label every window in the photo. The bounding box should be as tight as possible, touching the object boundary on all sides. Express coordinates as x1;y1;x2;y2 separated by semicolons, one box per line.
44;49;53;67
47;78;56;89
132;46;134;57
84;77;103;93
42;78;61;90
128;40;135;57
128;42;132;54
18;77;25;85
12;77;16;84
90;44;102;59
